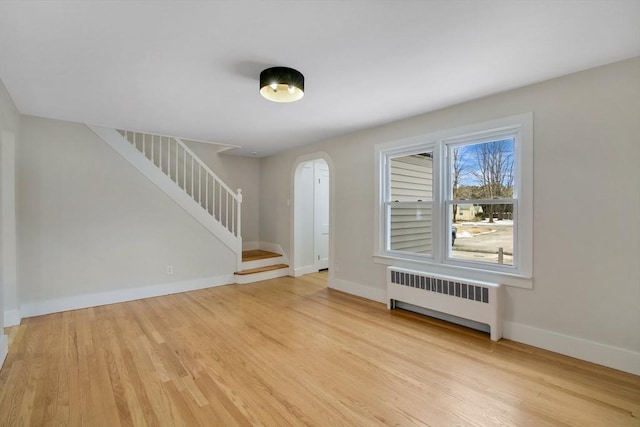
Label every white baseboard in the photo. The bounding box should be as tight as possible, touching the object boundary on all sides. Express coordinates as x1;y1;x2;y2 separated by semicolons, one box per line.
242;241;260;251
243;241;291;265
327;277;386;303
258;241;284;255
293;265;319;277
3;309;21;327
20;274;235;319
328;276;639;376
0;334;7;369
503;321;640;376
259;242;290;266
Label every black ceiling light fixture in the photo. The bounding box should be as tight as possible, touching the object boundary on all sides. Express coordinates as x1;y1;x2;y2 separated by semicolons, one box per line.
259;66;304;103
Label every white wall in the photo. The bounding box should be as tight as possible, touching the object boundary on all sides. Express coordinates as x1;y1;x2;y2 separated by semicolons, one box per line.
259;58;640;373
0;131;17;327
17;116;237;312
0;77;20;364
183;141;260;244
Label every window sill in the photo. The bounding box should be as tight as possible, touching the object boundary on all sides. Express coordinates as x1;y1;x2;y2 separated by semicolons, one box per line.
373;254;533;289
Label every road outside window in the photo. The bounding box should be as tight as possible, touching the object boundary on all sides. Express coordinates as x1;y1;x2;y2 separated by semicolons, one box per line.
447;138;516;267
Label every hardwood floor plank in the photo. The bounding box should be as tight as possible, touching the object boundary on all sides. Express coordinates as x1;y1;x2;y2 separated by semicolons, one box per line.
129;336;180;424
74;308;96;425
1;272;638;426
114;306;162;426
28;315;63;427
242;250;281;262
0;360;28;426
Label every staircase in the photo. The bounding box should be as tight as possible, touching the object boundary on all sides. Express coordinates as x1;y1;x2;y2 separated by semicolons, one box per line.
89;125;291;284
235;250;290;284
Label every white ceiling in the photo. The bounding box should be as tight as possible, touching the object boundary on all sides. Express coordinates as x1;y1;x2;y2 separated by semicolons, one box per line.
1;1;638;157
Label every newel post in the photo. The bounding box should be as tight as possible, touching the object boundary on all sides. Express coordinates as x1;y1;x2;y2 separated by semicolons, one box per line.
236;188;243;271
236;188;243;237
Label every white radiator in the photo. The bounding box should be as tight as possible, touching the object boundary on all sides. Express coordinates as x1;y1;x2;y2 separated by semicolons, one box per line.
387;267;504;341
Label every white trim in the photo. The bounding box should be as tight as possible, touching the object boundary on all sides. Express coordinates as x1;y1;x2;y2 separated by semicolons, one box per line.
0;334;7;369
327;277;637;375
242;255;286;271
290;152;336;284
234;267;290;285
215;145;240;154
239;242;289;270
503;321;640;376
88;125;241;255
256;242;290;267
258;241;285;256
93;125;241;153
373;254;533;289
442;118;533;278
19;274;234;319
327;277;386;304
242;241;287;253
374;113;534;289
173;136;239;200
242;241;260;251
3;309;21;327
293;265;319;277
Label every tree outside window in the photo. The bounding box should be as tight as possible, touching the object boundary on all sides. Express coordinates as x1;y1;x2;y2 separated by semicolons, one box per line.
448;138;516;266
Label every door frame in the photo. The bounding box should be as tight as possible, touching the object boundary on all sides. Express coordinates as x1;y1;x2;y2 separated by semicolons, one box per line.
290;152;335;280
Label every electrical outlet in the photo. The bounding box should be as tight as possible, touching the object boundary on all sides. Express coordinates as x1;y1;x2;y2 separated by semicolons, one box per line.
166;265;173;275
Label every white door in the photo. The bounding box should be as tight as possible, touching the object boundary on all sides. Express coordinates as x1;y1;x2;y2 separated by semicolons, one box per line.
295;162;315;268
314;160;329;270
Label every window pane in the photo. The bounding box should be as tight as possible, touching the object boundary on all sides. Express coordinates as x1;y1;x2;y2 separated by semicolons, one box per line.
450;203;514;266
389;152;433;202
450;139;514;201
389;204;432;255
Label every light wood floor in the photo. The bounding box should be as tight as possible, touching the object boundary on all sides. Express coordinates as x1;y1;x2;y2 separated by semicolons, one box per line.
1;272;638;426
241;250;281;262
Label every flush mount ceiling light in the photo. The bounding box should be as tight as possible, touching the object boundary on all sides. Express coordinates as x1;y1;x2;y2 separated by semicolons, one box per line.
259;66;304;103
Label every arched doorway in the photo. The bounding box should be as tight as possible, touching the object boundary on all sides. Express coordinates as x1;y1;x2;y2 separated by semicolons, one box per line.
292;155;333;277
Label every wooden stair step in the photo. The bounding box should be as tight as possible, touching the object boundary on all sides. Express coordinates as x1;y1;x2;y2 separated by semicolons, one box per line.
235;264;289;276
242;250;282;262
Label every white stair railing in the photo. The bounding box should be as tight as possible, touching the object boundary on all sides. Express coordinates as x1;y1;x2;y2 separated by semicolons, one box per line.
117;129;242;266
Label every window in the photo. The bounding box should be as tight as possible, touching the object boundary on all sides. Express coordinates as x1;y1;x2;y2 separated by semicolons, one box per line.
446;136;515;266
386;150;434;256
375;114;533;287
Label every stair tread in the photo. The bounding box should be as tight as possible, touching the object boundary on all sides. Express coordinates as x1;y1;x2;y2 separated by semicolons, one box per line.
235;264;289;275
242;250;282;262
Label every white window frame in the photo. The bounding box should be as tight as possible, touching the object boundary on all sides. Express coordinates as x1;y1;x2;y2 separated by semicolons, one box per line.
383;146;436;261
374;113;533;289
